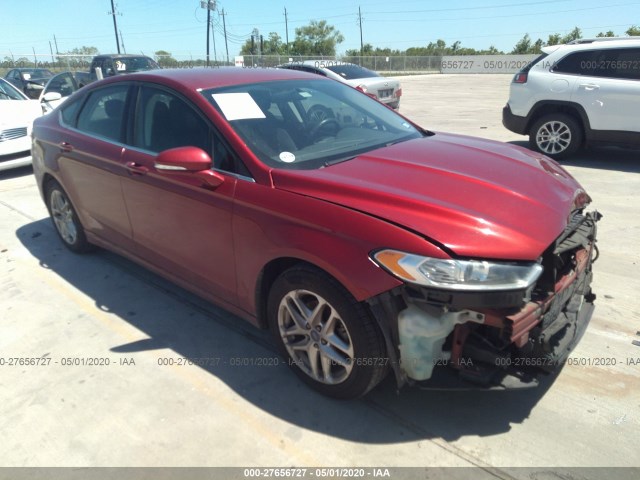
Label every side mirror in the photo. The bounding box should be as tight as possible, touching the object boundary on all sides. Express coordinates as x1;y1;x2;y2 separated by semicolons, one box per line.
155;146;224;188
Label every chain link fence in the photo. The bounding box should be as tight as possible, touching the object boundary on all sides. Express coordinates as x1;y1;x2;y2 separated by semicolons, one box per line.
1;53;535;77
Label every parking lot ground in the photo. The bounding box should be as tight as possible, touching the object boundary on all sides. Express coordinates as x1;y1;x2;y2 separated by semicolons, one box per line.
1;75;639;478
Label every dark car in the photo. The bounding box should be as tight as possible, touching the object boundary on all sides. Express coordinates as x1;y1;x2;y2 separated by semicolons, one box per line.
88;54;159;83
4;68;54;99
31;68;600;399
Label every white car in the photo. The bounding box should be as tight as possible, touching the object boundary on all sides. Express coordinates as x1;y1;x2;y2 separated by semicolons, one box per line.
0;78;43;172
278;60;402;109
503;37;640;158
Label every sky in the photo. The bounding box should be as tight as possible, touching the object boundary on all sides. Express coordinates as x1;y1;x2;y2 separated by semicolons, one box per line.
2;0;640;61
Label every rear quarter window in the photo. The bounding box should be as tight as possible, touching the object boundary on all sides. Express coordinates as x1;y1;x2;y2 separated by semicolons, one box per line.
553;48;640;79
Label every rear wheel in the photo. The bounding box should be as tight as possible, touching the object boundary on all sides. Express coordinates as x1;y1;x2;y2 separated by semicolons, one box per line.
268;265;388;399
529;113;583;159
45;180;93;253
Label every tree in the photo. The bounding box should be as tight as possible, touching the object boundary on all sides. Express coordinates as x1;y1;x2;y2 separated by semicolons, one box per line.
154;50;178;67
239;32;287;55
56;46;99;69
511;34;532;54
546;33;562;46
627;25;640;36
561;27;582;44
596;30;616;37
290;20;344;56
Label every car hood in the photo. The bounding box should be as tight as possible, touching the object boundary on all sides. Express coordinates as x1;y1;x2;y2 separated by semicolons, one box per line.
0;100;42;128
270;133;585;260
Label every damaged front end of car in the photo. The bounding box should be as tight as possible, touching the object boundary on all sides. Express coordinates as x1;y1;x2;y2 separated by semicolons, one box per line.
368;208;602;390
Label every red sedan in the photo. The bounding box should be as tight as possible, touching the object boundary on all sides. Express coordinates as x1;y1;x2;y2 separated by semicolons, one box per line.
31;68;600;398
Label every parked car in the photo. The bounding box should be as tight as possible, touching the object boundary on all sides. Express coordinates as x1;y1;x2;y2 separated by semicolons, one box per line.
86;54;159;84
4;68;54;99
32;68;600;398
503;37;640;158
39;72;82;113
0;78;43;171
278;60;402;109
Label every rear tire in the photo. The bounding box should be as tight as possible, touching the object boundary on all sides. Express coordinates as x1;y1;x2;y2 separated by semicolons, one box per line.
45;179;93;253
267;265;388;399
529;113;583;159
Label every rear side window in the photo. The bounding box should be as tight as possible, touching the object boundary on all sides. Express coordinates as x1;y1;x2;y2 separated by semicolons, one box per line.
553;48;640;79
76;84;129;142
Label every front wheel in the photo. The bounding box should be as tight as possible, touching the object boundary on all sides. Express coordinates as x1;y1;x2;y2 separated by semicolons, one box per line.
529;113;583;159
268;265;388;399
45;180;93;253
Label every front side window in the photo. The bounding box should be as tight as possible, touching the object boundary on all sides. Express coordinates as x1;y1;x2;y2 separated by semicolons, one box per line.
204;78;423;170
76;84;129;142
134;86;210;154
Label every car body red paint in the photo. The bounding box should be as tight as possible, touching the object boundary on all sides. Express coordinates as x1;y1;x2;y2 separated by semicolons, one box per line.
31;67;600;396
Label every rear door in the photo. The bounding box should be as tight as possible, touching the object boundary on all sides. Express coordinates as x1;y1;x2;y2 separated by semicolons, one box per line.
55;83;135;250
555;47;640;132
120;84;239;304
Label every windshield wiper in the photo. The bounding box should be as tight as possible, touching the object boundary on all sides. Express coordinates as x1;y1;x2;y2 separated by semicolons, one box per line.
323;156;356;167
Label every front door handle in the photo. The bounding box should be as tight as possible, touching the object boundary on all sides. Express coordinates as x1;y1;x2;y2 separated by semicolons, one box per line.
59;141;73;152
125;161;149;175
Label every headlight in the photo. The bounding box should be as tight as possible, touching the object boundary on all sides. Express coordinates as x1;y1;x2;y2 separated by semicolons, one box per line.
372;249;543;291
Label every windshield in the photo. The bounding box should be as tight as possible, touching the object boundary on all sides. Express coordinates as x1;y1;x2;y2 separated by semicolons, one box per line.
203;78;422;170
113;57;159;73
325;64;379;80
0;79;26;100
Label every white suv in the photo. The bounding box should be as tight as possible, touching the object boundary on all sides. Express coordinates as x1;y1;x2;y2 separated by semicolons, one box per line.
503;38;640;158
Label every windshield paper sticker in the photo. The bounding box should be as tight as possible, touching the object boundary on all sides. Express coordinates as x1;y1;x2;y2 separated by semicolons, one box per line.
115;61;126;71
212;92;266;121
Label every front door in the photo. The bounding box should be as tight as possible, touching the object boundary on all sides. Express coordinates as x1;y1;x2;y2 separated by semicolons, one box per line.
120;85;239;304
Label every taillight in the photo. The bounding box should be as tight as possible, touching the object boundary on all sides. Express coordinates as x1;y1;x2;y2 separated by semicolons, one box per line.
513;73;528;84
395;88;402;98
356;84;377;99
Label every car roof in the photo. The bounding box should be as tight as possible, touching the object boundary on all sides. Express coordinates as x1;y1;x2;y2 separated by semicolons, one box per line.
107;67;320;91
12;68;52;72
542;37;640;54
284;60;359;68
93;54;152;59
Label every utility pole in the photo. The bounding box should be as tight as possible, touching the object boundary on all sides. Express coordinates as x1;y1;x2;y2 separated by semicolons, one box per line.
358;6;364;57
221;9;229;64
201;1;216;66
212;18;217;61
284;7;289;53
108;0;121;54
120;30;126;53
53;35;59;55
49;41;55;62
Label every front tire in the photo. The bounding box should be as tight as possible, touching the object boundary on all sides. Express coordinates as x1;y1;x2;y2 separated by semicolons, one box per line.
45;180;93;253
529;113;583;159
267;265;388;399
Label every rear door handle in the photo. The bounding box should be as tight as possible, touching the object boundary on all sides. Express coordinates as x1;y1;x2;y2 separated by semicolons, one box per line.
125;161;149;175
59;141;73;152
579;83;600;91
